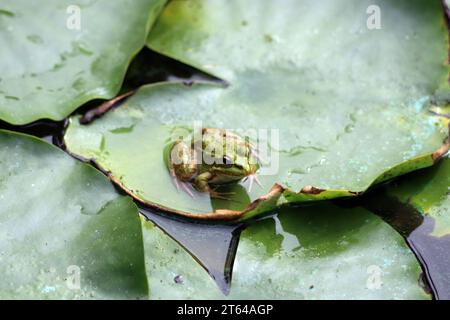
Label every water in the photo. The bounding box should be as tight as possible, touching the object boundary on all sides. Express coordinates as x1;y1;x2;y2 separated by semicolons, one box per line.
0;118;64;145
140;206;243;295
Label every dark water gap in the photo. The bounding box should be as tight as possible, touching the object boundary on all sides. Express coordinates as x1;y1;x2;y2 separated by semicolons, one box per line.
139;207;243;295
0;118;64;144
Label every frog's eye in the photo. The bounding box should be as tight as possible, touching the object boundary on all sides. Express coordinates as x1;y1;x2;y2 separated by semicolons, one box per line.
223;155;233;165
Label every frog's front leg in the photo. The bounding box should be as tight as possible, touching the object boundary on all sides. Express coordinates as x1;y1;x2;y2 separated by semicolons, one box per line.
193;172;214;193
168;141;198;197
193;172;234;200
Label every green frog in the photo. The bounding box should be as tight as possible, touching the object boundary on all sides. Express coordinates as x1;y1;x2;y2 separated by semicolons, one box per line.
165;128;260;198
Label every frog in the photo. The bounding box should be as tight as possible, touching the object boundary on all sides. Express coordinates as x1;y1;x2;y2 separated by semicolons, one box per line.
165;128;261;198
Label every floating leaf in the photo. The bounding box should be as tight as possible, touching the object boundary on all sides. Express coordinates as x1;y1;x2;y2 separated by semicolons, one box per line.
0;0;166;124
0;130;147;299
147;0;450;85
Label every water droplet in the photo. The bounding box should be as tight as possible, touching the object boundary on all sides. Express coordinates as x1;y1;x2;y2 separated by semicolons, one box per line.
0;9;14;17
27;34;43;44
72;78;86;91
51;62;65;71
5;96;19;101
345;124;355;133
74;41;93;56
263;33;273;43
174;275;183;284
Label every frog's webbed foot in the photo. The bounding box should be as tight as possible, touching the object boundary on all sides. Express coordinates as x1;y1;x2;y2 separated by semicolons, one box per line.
209;188;236;201
246;174;262;193
193;172;236;201
170;169;195;198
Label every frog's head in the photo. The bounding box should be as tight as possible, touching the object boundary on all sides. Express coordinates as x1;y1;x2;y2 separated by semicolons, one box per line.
199;128;260;179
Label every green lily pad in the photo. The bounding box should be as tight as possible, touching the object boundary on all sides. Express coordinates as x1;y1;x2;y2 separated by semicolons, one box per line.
64;0;449;220
142;203;429;299
0;0;166;125
0;130;147;299
147;0;450;82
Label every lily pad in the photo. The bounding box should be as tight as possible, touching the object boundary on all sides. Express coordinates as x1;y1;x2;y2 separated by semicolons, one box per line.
0;130;147;299
142;203;429;299
0;0;166;125
147;0;450;82
64;0;449;220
